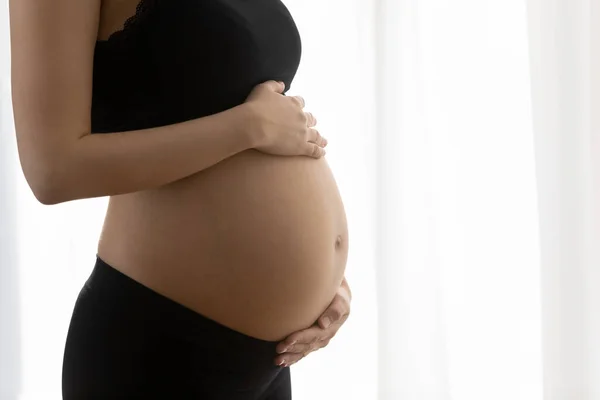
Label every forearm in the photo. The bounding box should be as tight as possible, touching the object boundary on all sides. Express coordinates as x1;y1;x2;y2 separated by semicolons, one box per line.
41;105;255;204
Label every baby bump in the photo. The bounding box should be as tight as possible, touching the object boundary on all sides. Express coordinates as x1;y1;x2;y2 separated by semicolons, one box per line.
98;149;349;341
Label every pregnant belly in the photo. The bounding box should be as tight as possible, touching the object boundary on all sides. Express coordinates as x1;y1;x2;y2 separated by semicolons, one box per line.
98;149;349;341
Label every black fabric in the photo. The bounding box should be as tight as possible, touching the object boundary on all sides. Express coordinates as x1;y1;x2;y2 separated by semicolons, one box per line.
91;0;302;133
62;257;292;399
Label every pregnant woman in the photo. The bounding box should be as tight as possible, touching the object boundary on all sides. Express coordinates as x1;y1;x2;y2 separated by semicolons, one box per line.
9;0;352;399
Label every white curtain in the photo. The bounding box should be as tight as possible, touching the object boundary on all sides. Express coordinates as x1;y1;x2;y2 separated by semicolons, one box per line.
526;0;600;398
374;1;541;398
0;0;597;399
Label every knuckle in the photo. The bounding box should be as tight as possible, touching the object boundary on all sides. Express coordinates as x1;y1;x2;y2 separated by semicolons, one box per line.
300;129;310;143
300;111;308;123
316;134;324;146
311;144;321;158
328;309;341;321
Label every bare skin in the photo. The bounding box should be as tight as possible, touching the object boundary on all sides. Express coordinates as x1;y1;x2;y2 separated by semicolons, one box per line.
10;0;350;353
275;277;352;367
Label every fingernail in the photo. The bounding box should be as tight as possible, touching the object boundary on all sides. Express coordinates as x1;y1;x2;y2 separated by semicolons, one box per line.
278;359;286;367
322;317;331;328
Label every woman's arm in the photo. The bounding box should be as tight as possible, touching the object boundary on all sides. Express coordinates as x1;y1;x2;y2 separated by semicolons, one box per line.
9;0;258;205
9;0;323;205
32;109;255;205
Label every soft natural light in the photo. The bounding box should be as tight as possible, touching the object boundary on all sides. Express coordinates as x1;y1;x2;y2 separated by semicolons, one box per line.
375;1;542;399
0;0;554;399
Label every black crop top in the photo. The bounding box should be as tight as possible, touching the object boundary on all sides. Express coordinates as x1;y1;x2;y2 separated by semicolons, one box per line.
91;0;302;133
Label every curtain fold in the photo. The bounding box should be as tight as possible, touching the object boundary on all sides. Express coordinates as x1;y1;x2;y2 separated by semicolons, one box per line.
375;0;451;397
375;1;542;399
3;0;594;399
526;0;600;398
1;0;21;395
0;80;22;400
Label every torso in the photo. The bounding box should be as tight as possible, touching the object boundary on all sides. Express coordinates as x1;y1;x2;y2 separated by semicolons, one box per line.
95;0;348;341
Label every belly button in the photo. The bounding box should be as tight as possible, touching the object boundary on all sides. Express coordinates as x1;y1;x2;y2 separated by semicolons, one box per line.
335;235;343;249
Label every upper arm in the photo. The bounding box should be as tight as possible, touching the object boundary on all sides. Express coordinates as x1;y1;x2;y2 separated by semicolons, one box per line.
9;0;100;198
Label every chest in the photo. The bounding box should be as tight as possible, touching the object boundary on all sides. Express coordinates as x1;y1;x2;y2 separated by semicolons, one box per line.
92;0;302;130
96;0;301;77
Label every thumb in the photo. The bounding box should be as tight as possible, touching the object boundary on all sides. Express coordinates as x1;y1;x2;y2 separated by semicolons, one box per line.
263;80;286;94
318;307;343;329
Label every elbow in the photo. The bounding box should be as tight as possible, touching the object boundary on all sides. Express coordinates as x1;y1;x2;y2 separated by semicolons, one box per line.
32;186;65;206
30;180;68;206
25;167;71;206
17;138;79;205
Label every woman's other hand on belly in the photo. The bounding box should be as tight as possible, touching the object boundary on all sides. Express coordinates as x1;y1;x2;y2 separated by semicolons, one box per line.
273;277;352;368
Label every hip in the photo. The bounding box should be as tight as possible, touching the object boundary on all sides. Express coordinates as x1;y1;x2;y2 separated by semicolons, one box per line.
63;257;291;400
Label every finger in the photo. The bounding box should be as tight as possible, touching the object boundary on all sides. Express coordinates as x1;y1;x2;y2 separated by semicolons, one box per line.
274;338;332;367
317;294;347;329
320;307;350;331
282;337;325;355
276;338;298;354
283;341;312;355
305;112;317;127
318;299;348;329
263;80;286;93
304;143;326;159
291;95;306;108
274;352;303;367
275;328;318;354
307;128;327;148
277;325;323;353
274;346;315;367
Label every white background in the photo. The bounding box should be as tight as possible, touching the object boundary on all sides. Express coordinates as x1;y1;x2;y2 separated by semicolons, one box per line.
0;0;548;399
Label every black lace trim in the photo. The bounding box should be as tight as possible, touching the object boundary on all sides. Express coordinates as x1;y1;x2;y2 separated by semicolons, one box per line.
100;0;158;43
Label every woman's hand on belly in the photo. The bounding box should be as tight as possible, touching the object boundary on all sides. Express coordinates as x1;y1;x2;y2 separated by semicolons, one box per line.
273;277;352;368
245;81;328;158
